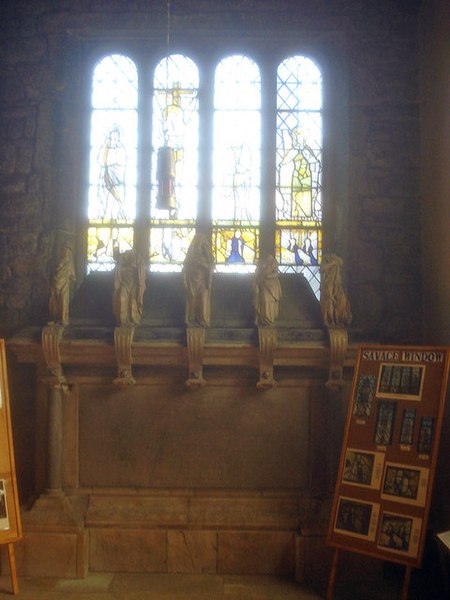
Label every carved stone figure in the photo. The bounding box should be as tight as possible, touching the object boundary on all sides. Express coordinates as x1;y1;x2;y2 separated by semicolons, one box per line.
112;246;146;326
253;255;282;326
320;254;352;328
49;245;76;326
182;233;214;327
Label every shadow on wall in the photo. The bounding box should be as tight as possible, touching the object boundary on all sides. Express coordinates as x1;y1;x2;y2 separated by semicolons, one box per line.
69;271;323;332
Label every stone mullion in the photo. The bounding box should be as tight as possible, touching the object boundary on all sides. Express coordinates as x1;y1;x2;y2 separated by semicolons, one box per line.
135;54;152;263
260;60;277;259
197;57;214;233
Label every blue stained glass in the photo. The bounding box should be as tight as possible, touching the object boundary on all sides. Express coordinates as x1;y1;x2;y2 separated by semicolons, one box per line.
213;227;258;272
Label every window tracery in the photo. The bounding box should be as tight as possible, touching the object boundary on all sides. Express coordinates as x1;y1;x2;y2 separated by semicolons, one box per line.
86;50;323;296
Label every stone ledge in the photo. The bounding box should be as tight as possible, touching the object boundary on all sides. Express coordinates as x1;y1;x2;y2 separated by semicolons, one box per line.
86;495;189;528
189;496;300;529
85;493;303;530
8;329;357;371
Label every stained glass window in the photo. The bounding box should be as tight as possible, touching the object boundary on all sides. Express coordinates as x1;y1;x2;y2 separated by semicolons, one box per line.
212;55;261;273
87;54;138;272
150;54;199;271
275;56;322;297
86;51;324;296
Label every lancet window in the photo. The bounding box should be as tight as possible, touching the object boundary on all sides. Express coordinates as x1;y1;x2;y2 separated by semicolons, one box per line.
86;51;323;296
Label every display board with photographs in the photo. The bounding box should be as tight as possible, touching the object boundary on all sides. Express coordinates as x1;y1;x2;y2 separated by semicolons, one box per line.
0;339;21;545
327;345;450;568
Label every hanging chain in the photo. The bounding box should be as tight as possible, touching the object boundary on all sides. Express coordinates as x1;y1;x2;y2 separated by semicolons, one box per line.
163;0;171;145
166;0;171;52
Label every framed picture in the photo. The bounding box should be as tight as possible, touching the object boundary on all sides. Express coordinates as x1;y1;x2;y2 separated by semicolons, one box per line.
353;375;376;418
381;463;429;506
374;401;397;446
342;449;384;490
399;408;416;445
377;512;422;558
0;480;9;531
417;417;434;455
0;339;22;543
334;497;380;541
377;364;425;400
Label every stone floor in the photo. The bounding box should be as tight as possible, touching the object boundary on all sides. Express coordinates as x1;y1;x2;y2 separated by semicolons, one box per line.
0;574;319;600
0;571;441;600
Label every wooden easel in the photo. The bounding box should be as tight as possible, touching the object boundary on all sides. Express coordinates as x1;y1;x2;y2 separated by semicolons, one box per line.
0;340;22;594
436;531;450;597
326;345;450;600
326;547;413;600
5;543;19;594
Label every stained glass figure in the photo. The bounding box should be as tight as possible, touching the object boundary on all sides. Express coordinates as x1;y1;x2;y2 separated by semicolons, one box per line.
277;228;321;267
88;55;138;272
99;126;127;219
149;226;196;272
213;228;258;272
86;52;327;280
275;56;322;297
87;226;134;273
212;55;261;272
226;231;246;265
152;55;199;222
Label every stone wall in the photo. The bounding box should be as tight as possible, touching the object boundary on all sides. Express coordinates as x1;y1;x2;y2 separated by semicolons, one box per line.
0;0;422;341
0;0;431;584
419;0;450;534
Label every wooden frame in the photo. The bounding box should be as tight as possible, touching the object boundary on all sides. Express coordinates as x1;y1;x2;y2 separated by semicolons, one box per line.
0;340;22;593
327;345;450;600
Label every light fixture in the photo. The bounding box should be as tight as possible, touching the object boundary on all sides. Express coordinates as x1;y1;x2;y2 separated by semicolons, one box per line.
156;0;177;212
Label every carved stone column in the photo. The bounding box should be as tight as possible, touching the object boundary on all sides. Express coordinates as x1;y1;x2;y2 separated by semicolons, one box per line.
41;324;67;493
257;326;278;389
186;326;206;388
20;325;87;579
47;384;64;493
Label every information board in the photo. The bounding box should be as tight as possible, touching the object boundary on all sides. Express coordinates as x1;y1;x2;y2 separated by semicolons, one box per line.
327;345;450;569
0;339;21;545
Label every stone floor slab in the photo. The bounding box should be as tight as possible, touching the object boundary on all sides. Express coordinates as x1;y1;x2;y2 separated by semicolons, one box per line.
223;575;320;599
111;573;225;595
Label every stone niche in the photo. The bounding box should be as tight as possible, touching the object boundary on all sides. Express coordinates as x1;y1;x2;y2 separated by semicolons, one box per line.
7;271;354;583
